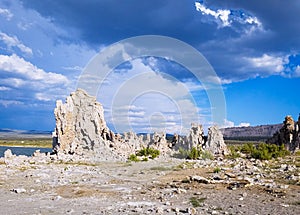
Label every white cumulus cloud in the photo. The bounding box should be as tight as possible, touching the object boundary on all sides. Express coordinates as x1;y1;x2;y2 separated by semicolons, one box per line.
0;8;13;20
195;1;262;31
245;54;287;74
0;54;71;103
221;119;235;128
0;54;68;85
294;65;300;77
97;58;202;134
0;32;32;55
221;119;250;128
238;122;250;127
195;2;231;27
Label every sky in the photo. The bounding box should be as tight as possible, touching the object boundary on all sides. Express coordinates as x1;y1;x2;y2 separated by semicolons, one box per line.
0;0;300;134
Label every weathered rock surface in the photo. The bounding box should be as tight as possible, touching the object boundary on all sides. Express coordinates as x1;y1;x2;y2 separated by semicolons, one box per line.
52;89;228;161
205;125;229;155
52;89;120;160
52;89;174;161
173;123;205;151
187;123;205;149
267;115;300;152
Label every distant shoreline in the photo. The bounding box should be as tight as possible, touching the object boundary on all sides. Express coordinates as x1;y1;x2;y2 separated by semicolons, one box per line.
0;144;51;149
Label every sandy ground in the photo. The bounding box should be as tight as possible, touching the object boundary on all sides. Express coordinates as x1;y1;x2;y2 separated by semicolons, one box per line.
0;156;299;215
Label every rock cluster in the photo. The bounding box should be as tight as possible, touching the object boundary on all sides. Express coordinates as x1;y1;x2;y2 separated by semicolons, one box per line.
267;115;300;152
52;89;228;160
173;123;228;156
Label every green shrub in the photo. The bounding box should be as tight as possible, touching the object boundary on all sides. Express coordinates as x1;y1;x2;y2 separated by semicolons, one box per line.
251;143;290;160
139;147;160;159
132;147;160;160
174;147;190;159
146;147;160;159
213;167;221;173
142;157;148;162
240;143;256;154
173;147;213;160
188;147;201;160
227;145;241;159
189;197;206;207
227;143;290;160
128;154;140;162
201;150;214;160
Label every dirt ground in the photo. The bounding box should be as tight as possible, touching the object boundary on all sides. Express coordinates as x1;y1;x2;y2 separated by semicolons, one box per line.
0;156;299;215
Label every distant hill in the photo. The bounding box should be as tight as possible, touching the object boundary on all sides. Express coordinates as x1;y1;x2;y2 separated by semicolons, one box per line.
0;124;284;141
0;129;51;139
221;124;282;141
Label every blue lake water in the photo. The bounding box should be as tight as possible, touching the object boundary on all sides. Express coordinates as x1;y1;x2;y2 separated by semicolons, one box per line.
0;146;52;157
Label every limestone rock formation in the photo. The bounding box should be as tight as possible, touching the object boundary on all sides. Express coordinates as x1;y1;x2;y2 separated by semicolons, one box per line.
172;123;228;156
187;123;205;149
205;125;229;155
52;89;228;160
267;115;300;152
172;124;204;151
52;89;173;160
52;89;119;160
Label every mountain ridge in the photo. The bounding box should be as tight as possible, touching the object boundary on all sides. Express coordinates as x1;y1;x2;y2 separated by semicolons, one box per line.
221;123;282;139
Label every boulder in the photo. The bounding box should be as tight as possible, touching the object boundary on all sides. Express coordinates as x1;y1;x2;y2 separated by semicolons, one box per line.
4;149;13;159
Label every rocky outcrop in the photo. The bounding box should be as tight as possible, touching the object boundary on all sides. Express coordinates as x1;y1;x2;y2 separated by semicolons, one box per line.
267;115;300;152
172;123;228;155
187;123;205;149
205;125;229;155
52;89;173;160
52;89;228;160
52;89;119;160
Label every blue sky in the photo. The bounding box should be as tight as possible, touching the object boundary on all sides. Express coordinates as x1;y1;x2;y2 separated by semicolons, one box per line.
0;0;299;133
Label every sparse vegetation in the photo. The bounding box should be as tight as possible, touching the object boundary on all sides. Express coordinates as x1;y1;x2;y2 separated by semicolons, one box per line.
174;147;214;160
213;167;221;173
227;145;241;159
128;147;160;162
188;147;201;159
294;150;300;156
201;150;214;160
136;147;160;159
175;161;196;170
228;143;290;160
189;197;206;207
0;138;52;148
128;154;140;162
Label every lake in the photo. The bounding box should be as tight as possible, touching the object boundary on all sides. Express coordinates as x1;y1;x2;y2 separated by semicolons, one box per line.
0;146;52;157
